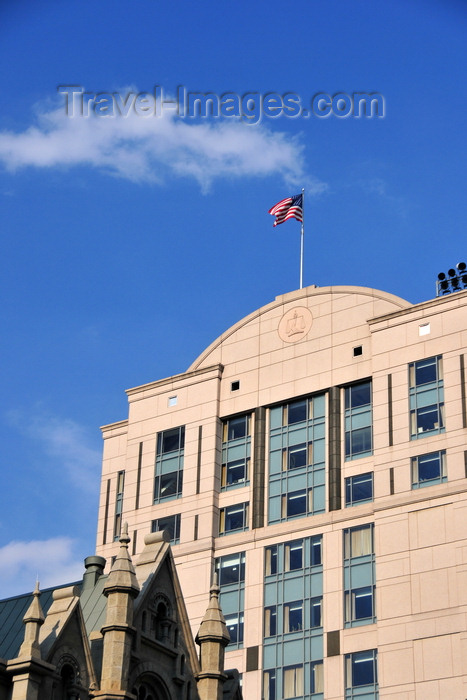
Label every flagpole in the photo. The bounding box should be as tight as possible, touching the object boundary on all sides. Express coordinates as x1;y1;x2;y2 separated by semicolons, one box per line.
299;188;305;289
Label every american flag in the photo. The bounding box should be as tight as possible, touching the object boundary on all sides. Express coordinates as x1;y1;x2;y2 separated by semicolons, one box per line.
268;194;303;226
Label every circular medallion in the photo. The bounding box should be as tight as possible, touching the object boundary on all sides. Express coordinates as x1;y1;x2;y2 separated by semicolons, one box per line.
278;306;313;343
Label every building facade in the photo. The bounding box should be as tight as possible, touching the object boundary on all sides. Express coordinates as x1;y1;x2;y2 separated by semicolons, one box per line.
96;284;467;699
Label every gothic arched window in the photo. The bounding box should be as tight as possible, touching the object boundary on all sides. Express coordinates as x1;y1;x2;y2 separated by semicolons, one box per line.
131;681;158;700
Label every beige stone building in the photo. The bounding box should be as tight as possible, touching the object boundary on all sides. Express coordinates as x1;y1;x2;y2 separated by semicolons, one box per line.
96;284;467;699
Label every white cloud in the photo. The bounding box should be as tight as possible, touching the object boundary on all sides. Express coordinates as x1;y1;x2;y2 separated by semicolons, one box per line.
0;537;84;599
356;176;407;216
6;409;101;494
0;93;327;193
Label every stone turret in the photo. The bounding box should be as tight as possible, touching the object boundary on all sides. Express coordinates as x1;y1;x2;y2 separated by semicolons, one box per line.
196;573;230;700
9;582;52;700
19;582;45;659
99;523;140;698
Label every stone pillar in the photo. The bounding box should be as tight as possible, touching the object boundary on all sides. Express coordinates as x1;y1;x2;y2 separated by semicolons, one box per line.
195;575;230;700
99;524;140;699
9;583;53;700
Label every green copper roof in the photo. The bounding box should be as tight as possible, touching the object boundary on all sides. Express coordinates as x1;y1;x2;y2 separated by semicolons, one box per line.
0;582;80;659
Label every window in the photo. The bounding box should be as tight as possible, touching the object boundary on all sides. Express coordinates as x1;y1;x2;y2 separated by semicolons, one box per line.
215;552;245;649
222;458;249;487
345;381;373;460
345;472;373;506
311;536;322;566
285;540;303;571
281;489;312;518
265;545;278;575
284;600;303;633
311;661;324;694
131;681;157;700
224;415;249;441
310;597;322;628
345;650;378;697
283;665;304;699
158;426;184;453
345;586;375;624
269;394;326;524
151;514;181;544
221;414;251;489
409;356;444;438
219;502;249;534
283;442;312;470
344;524;373;559
343;524;376;628
419;323;430;336
154;426;184;502
113;470;125;541
263;536;324;699
285;398;310;425
412;450;446;488
264;606;277;636
216;552;245;586
154;470;183;500
263;670;276;700
225;612;244;644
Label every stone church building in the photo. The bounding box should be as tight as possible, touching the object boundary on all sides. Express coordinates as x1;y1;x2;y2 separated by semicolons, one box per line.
0;526;242;700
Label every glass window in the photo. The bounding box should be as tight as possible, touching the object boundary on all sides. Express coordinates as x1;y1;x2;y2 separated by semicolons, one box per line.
345;472;373;506
285;540;303;571
216;552;245;586
113;470;125;541
263;670;276;700
157;426;185;454
265;545;278;575
412;450;446;488
225;612;243;645
283;443;312;470
284;600;303;633
282;489;311;518
345;382;371;409
219;502;249;535
264;606;277;637
222;414;251;490
345;586;374;623
223;414;250;441
409;356;444;439
287;398;309;425
154;470;183;500
311;661;324;694
345;381;373;460
215;551;245;650
283;665;304;699
344;524;373;560
346;650;377;689
311;536;322;566
151;514;181;544
269;394;325;524
222;458;249;487
310;597;322;628
413;356;438;386
343;525;376;628
154;426;184;502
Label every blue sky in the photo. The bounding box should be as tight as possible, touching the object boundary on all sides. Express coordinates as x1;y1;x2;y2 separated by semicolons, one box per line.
0;0;466;598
